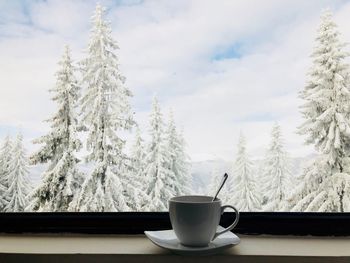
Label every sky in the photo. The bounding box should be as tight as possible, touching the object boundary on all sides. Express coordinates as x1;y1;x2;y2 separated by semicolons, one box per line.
1;0;350;162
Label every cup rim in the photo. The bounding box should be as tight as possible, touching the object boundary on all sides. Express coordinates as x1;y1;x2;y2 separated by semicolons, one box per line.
169;195;221;203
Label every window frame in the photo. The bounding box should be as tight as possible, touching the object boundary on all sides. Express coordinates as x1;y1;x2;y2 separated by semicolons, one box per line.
0;212;348;236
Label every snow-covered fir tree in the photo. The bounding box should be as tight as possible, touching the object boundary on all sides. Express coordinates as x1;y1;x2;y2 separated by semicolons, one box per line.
209;166;228;202
75;4;135;211
291;10;350;212
125;126;150;211
176;129;192;194
130;126;146;177
288;155;332;211
29;45;82;212
0;135;12;210
144;97;175;211
261;123;292;211
226;133;262;211
4;133;31;212
165;111;191;196
119;166;150;211
299;10;350;174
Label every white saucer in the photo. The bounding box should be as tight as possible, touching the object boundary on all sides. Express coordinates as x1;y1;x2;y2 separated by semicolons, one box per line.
145;226;240;256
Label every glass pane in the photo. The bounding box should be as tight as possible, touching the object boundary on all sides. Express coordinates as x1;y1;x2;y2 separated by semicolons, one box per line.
0;1;349;212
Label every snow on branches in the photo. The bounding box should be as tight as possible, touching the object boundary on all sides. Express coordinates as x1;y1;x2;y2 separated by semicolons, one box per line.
261;123;292;211
0;135;12;210
74;4;135;211
143;97;175;211
4;133;31;212
292;10;350;212
227;133;262;211
29;45;82;212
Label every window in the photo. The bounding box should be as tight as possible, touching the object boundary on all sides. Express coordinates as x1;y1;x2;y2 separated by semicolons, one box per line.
1;1;350;235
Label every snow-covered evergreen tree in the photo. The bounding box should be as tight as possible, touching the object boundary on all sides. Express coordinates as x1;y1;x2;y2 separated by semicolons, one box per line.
226;133;262;211
144;97;175;211
75;4;134;211
209;166;228;202
124;126;150;211
165;111;191;196
261;123;292;211
176;129;192;194
0;135;12;210
119;167;150;211
299;9;350;172
287;155;330;211
4;133;31;212
29;45;82;212
291;10;350;212
130;126;146;177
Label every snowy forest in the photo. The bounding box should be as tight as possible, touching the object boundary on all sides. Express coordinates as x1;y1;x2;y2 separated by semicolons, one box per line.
0;4;350;212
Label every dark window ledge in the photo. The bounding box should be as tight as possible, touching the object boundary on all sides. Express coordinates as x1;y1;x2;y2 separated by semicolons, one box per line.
0;212;350;236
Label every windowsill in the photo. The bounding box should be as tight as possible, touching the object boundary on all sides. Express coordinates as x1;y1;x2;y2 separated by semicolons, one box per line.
0;234;349;262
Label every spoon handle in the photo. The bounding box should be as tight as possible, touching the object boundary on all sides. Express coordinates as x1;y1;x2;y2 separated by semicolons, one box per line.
212;173;228;202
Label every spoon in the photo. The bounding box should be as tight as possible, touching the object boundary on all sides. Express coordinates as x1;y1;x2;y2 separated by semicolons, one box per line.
212;173;229;202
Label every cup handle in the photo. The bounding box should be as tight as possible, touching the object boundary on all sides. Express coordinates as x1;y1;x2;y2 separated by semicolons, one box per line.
212;205;240;241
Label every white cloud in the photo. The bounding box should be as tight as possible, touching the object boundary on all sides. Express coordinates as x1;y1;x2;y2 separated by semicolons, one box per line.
29;0;93;37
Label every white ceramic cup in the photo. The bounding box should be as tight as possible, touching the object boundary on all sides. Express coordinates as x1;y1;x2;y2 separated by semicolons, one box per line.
169;195;239;247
